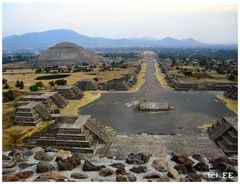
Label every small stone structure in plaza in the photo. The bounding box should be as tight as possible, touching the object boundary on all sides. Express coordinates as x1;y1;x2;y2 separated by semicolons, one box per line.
137;101;171;112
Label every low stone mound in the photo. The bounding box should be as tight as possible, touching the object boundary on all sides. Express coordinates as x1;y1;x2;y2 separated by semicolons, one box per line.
138;102;172;112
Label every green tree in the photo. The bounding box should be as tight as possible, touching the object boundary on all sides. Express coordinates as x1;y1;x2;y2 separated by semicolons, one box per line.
3;83;9;89
35;68;42;73
2;78;7;85
49;81;55;86
3;90;15;102
29;85;39;91
35;81;44;88
183;71;193;77
55;79;67;85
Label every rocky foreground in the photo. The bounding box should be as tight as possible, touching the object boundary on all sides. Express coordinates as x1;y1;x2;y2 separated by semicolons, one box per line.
2;147;238;182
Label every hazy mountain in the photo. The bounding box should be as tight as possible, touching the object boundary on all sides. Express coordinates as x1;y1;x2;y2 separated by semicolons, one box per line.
2;29;231;52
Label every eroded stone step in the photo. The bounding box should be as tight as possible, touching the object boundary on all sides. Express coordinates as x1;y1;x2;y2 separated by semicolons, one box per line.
217;140;238;155
37;139;90;147
58;128;82;134
56;133;86;140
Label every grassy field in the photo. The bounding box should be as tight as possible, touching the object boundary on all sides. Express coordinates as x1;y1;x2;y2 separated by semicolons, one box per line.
3;67;133;92
154;62;172;90
3;121;53;150
167;64;233;84
217;94;238;114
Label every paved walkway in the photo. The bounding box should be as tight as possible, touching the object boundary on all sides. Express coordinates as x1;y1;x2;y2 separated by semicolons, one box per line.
81;54;234;134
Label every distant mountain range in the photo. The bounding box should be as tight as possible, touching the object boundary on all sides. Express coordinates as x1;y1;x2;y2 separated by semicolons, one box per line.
2;29;237;52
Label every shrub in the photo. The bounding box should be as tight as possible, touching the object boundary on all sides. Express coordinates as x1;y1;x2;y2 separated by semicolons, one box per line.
35;81;44;88
29;85;39;92
3;90;16;102
49;81;55;86
55;79;67;85
15;80;24;89
3;83;9;89
35;68;42;74
2;78;7;85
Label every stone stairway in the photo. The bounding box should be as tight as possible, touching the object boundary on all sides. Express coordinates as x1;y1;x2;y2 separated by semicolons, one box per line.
51;93;68;108
224;86;238;100
57;85;83;100
34;103;50;120
207;117;238;155
23;115;111;154
85;120;110;143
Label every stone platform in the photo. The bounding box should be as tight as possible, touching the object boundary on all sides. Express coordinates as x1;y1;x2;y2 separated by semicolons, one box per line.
23;115;112;155
19;92;68;113
14;102;50;126
138;102;171;111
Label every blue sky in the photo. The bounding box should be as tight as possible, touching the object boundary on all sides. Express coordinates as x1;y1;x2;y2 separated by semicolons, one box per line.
2;1;238;44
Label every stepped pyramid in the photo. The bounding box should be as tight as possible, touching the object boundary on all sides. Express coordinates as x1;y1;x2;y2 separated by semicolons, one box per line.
23;115;111;155
14;102;50;126
207;116;238;155
57;85;83;100
224;86;238;100
76;80;98;91
19;92;68;113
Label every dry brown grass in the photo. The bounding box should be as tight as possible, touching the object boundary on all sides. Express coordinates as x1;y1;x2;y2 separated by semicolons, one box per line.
217;94;238;114
154;62;172;90
3;67;133;92
60;91;102;115
3;121;52;150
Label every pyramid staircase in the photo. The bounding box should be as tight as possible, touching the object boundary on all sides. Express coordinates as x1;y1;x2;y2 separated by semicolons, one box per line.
207;117;238;155
34;103;50;120
224;86;238;100
23;115;111;154
50;93;68;108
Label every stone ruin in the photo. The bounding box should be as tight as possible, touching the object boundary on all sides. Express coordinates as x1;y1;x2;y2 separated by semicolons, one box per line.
224;85;238;100
102;77;129;91
19;92;68;114
76;80;98;91
102;64;141;91
57;85;83;100
159;62;237;91
14;102;50;126
23;115;111;155
15;92;68;126
137;101;171;112
75;64;141;91
207;116;238;155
